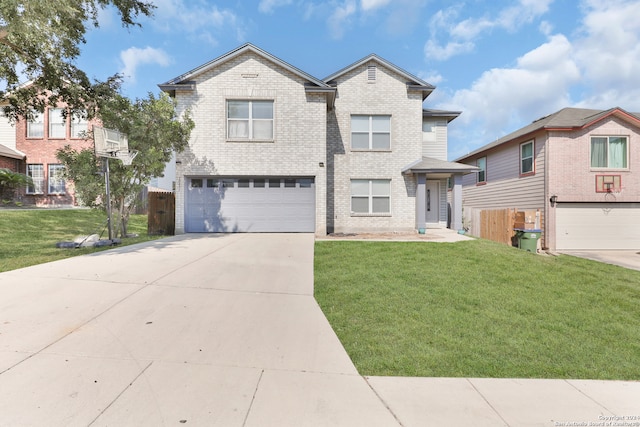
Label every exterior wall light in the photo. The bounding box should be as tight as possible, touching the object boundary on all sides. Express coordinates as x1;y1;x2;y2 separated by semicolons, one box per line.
550;195;558;205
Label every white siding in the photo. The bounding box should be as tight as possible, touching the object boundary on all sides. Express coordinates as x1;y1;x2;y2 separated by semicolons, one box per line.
0;113;16;150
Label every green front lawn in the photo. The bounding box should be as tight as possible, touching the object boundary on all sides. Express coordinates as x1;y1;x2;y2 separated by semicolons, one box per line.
314;239;640;380
0;209;164;272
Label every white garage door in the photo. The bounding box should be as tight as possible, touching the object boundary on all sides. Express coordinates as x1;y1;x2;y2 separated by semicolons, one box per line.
185;177;315;233
556;203;640;250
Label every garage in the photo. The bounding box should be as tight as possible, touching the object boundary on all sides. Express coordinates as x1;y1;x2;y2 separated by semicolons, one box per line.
185;177;315;233
556;203;640;250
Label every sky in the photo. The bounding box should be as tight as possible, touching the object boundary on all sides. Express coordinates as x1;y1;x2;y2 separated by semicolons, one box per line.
77;0;640;160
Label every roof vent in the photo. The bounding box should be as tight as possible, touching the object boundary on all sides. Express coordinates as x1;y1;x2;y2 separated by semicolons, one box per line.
367;65;376;82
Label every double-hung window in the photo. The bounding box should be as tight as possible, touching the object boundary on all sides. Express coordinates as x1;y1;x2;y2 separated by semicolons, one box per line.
351;179;390;214
351;115;391;150
48;164;66;194
71;111;88;138
27;112;44;138
227;100;274;140
477;157;486;184
49;108;66;138
520;141;534;175
591;136;628;169
26;164;44;194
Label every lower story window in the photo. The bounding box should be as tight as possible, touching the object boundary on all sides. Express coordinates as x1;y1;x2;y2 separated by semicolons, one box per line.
26;164;44;194
48;164;66;194
351;179;390;214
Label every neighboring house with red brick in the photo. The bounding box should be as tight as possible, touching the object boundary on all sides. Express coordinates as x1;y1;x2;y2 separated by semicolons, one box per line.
0;111;25;172
159;43;476;235
456;107;640;251
0;103;96;206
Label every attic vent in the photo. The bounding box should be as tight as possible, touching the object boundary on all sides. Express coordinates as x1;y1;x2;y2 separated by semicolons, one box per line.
367;65;376;82
242;73;259;78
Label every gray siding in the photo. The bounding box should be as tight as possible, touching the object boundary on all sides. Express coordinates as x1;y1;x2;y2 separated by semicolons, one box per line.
422;120;447;160
461;134;546;210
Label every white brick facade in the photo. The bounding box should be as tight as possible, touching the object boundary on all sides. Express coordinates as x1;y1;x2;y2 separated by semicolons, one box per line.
161;44;461;235
327;62;423;233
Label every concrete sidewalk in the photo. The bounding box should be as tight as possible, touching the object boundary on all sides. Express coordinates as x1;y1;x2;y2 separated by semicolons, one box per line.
0;233;638;426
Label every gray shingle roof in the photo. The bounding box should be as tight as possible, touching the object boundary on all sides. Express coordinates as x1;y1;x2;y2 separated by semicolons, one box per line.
456;107;640;161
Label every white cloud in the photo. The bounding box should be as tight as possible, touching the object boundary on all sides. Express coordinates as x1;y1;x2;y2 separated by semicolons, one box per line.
327;0;357;39
361;0;392;11
573;0;640;110
424;39;474;61
439;0;640;159
147;0;246;45
438;34;580;158
120;47;171;83
425;0;554;61
258;0;293;14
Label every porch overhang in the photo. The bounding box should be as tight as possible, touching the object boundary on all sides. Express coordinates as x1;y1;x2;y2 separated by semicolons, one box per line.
0;144;26;160
402;157;479;176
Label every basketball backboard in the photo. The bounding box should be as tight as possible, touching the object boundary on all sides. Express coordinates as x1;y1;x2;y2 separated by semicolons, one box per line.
93;125;129;158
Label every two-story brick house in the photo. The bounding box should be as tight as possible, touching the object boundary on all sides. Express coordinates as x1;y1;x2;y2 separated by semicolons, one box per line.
456;107;640;251
159;43;476;235
0;103;94;206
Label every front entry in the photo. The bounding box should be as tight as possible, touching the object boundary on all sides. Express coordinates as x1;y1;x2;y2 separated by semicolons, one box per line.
425;181;440;225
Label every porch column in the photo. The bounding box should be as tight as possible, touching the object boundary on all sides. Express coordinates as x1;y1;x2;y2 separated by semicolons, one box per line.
450;174;463;231
416;173;426;230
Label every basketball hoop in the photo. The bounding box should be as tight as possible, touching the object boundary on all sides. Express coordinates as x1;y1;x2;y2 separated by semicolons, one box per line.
92;125;136;241
115;150;138;166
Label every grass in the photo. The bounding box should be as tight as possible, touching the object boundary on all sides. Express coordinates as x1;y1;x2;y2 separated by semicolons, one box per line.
0;208;165;272
314;239;640;380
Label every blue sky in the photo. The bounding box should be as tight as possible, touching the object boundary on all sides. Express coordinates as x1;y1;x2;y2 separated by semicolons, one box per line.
78;0;640;160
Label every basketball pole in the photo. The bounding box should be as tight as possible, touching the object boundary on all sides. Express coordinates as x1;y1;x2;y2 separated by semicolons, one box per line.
104;157;113;241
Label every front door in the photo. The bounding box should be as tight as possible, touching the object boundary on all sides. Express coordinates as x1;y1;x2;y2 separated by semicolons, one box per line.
425;181;440;225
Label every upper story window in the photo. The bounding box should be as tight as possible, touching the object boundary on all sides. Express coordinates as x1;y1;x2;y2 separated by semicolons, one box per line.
520;140;534;175
27;108;88;139
351;115;391;150
49;108;66;138
27;112;44;138
71;112;89;138
477;157;486;184
227;100;274;140
591;136;628;169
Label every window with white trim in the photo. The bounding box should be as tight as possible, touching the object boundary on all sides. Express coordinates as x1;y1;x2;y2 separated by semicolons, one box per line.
227;100;274;140
520;141;534;174
49;108;66;138
48;164;66;194
351;115;391;150
26;164;44;194
71;111;88;138
591;136;628;169
27;112;44;138
477;157;486;184
351;179;390;214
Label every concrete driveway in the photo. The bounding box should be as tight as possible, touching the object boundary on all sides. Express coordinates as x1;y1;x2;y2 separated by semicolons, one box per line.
0;234;399;426
559;250;640;271
1;233;638;426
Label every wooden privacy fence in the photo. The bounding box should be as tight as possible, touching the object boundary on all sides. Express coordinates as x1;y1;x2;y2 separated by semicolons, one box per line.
147;191;175;235
467;207;544;248
480;208;517;246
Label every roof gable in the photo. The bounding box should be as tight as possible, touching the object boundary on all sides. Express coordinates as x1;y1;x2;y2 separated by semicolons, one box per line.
159;43;334;92
323;54;435;100
457;107;640;161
